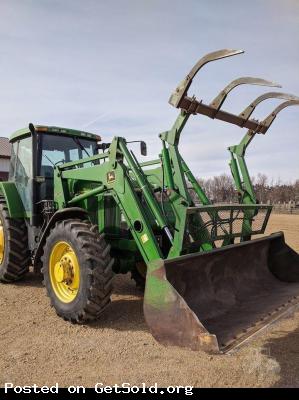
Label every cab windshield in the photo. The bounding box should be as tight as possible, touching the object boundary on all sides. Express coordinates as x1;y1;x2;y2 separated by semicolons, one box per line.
39;134;97;169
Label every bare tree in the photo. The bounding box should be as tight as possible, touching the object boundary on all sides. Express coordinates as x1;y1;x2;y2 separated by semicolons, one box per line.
191;173;299;205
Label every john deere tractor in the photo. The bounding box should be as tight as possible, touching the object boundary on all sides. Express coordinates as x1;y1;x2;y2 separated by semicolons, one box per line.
1;49;299;353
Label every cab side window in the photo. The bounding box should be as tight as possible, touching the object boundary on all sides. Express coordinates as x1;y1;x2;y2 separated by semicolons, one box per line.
8;142;18;180
14;136;32;213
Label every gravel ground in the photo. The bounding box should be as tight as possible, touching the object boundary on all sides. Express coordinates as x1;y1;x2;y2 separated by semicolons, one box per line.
0;214;299;388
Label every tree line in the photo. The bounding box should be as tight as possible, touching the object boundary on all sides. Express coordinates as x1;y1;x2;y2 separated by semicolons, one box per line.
193;174;299;204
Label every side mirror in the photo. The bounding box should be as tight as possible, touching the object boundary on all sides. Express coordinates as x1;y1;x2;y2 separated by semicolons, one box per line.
97;142;111;152
140;141;147;156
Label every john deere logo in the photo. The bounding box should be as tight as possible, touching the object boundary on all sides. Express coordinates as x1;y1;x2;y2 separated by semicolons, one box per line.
107;171;116;183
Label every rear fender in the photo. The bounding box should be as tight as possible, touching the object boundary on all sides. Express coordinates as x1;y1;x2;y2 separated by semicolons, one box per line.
0;182;25;218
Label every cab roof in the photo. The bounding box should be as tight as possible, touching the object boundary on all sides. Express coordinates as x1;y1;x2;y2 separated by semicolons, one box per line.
10;125;101;143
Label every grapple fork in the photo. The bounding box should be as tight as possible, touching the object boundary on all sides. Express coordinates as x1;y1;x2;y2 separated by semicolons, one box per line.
143;50;299;354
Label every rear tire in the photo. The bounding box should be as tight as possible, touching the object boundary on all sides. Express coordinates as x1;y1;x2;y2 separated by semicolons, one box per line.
41;219;114;323
0;197;30;282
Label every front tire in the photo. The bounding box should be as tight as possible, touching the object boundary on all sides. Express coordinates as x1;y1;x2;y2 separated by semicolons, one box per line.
0;197;30;282
41;219;114;323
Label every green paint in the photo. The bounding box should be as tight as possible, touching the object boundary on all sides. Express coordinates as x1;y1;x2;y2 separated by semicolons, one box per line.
228;129;272;240
0;182;26;218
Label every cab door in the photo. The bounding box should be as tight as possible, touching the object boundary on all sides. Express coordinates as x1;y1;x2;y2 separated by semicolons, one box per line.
12;136;33;216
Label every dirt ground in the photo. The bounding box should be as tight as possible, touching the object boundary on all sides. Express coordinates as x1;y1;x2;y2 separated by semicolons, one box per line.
0;213;299;388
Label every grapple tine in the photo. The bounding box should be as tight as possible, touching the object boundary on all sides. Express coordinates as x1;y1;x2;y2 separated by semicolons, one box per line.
240;92;299;120
210;78;281;111
169;49;244;108
258;99;299;133
168;50;297;134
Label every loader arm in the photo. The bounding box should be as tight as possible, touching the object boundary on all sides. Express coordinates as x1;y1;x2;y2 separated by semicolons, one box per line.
229;97;299;206
159;112;214;253
54;134;216;262
54;138;169;264
228;97;299;240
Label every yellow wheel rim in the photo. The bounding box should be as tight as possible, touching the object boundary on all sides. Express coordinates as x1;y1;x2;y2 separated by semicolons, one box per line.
0;219;4;265
49;241;80;303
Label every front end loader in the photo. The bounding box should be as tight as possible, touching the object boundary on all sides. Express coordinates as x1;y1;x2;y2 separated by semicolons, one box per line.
0;50;299;354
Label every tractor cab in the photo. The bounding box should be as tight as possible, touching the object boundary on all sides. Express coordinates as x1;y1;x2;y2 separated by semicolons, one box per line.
9;125;101;220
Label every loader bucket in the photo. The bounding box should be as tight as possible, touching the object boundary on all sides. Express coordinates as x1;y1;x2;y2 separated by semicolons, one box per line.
144;232;299;353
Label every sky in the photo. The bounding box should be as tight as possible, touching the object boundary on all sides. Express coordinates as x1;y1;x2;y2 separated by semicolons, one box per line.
0;0;298;182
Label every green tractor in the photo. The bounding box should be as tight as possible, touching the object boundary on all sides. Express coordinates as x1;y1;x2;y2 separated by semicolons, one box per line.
1;49;299;353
